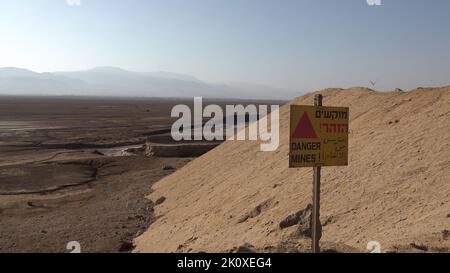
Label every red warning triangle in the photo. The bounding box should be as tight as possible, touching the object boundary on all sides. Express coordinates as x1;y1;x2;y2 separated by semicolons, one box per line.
292;112;317;139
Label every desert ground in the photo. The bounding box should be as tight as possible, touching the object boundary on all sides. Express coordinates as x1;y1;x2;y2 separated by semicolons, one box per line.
1;88;449;253
134;86;450;253
0;96;281;253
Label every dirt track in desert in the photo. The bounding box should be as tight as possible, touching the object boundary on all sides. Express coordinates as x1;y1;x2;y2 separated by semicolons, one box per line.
134;86;450;253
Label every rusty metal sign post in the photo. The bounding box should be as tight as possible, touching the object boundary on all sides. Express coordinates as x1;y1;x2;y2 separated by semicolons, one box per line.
289;94;349;253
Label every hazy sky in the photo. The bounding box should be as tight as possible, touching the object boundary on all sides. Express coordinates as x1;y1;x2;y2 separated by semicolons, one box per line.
1;0;450;92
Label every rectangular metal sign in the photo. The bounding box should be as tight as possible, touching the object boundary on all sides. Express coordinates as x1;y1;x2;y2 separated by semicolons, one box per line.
289;105;349;168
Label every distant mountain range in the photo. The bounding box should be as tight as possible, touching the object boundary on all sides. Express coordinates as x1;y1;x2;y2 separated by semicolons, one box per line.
0;67;298;100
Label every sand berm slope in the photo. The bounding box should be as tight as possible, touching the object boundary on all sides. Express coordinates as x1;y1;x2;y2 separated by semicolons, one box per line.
135;87;450;253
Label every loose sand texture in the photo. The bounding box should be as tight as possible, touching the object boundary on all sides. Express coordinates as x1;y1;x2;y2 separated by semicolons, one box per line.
134;86;450;253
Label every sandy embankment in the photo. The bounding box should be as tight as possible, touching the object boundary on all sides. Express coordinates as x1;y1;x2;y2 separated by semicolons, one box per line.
135;86;450;253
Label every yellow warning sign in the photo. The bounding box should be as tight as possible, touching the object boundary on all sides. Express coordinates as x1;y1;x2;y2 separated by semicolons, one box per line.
289;105;349;168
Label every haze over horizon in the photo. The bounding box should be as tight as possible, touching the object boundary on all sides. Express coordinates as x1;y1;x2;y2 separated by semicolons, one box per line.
0;66;300;99
1;0;450;95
